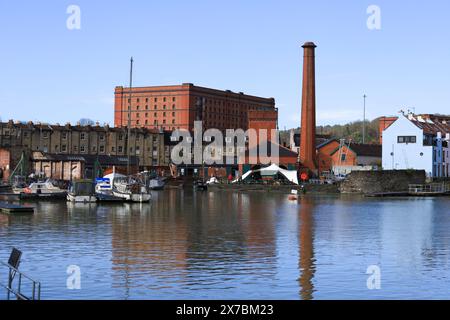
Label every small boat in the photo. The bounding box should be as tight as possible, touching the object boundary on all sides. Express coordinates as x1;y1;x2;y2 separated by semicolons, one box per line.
12;176;28;194
113;181;152;203
67;180;97;203
95;175;126;202
149;177;165;190
19;180;67;200
96;173;151;203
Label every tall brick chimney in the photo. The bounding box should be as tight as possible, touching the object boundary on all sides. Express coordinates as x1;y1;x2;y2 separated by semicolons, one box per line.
300;42;317;174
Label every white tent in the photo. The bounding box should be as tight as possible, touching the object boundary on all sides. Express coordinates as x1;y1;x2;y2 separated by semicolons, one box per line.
234;164;299;185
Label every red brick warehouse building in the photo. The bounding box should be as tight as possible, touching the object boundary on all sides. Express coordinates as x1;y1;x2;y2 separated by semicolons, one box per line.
114;83;278;132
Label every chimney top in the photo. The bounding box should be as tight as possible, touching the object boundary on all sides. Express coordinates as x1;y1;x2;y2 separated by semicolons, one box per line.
302;42;316;48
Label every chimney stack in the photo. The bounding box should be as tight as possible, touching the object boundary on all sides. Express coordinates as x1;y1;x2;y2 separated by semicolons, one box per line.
300;42;317;173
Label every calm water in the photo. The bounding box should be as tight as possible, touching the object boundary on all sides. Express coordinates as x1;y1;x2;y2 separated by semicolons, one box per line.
0;190;450;300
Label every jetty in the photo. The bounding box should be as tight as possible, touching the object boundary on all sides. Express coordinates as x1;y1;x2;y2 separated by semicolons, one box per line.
366;183;450;198
409;183;450;196
0;202;34;215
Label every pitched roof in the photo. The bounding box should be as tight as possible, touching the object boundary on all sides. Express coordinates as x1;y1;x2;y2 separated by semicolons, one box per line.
408;115;450;135
330;143;381;157
316;139;339;149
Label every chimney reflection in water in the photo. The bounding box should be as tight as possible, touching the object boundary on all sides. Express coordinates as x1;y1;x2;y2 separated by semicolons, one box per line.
298;197;316;300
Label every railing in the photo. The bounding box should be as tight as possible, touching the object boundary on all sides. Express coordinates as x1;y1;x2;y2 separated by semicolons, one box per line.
0;261;41;300
408;183;450;194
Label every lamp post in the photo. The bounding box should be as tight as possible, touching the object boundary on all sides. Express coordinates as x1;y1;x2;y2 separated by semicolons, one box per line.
363;94;367;144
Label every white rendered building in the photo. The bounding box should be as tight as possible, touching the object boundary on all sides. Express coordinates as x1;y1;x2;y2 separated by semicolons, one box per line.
382;113;450;178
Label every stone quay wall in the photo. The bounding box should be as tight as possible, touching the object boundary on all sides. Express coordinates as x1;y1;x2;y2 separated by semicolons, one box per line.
340;170;426;194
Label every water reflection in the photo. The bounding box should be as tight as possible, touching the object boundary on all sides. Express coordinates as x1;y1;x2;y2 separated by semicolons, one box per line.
1;194;450;299
298;197;316;300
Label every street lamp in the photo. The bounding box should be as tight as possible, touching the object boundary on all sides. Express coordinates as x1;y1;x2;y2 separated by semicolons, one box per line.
363;94;367;144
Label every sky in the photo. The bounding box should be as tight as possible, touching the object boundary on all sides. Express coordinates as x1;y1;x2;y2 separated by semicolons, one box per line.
0;0;449;129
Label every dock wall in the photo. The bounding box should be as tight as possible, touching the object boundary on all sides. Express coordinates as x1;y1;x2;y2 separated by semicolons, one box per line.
340;170;426;194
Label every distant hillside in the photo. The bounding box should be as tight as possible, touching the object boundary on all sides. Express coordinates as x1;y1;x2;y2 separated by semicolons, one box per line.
280;118;380;145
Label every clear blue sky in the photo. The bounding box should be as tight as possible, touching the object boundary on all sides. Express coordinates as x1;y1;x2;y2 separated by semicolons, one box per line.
0;0;449;129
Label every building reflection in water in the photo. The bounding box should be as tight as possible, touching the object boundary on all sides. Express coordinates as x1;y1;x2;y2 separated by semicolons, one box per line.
109;189;279;297
298;197;316;300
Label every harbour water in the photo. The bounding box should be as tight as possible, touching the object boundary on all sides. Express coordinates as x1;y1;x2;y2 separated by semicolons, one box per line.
0;191;449;300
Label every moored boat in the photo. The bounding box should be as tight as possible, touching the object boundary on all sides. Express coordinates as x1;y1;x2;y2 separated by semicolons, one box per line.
67;180;97;203
112;181;152;203
95;174;126;202
19;180;67;200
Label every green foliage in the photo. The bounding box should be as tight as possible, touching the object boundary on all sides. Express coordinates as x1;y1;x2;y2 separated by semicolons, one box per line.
282;118;381;144
317;119;380;144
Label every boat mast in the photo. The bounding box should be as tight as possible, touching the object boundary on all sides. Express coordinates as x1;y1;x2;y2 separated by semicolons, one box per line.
127;57;134;177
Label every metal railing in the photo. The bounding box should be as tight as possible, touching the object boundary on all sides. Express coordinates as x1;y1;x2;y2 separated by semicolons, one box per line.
0;261;41;300
408;183;450;194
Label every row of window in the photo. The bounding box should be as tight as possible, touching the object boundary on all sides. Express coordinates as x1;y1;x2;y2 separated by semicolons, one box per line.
130;104;177;111
128;97;176;103
397;136;417;144
53;144;160;154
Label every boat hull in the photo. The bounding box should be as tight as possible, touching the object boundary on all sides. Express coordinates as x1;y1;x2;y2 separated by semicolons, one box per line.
96;192;126;202
112;191;151;203
67;194;97;203
19;192;67;200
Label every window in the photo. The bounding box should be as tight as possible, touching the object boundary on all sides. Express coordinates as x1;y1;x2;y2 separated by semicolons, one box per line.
145;98;149;103
80;133;86;140
137;98;140;103
136;113;140;118
99;134;105;141
42;131;49;139
136;120;140;125
118;146;123;153
80;145;86;153
398;136;416;144
172;104;176;109
137;106;140;110
99;145;105;153
163;105;166;110
92;146;97;152
341;154;347;161
23;131;29;138
163;97;166;102
163;112;166;117
118;134;123;141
